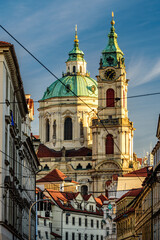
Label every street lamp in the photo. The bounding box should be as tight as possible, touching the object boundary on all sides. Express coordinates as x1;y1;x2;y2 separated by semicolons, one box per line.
29;198;52;240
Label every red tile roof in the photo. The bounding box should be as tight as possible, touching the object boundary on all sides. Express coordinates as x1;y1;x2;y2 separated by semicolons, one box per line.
45;189;103;216
37;144;62;158
36;187;41;194
97;194;108;203
37;215;50;219
116;188;143;203
137;158;142;165
0;41;12;46
123;167;150;177
37;168;69;183
37;144;92;158
106;180;112;187
95;197;102;206
83;194;92;201
112;174;118;181
34;135;39;139
51;232;62;238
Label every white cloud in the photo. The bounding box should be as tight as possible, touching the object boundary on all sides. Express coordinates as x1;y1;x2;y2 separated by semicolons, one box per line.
127;57;160;87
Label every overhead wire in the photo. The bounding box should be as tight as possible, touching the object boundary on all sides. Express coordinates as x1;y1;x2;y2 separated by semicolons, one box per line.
0;25;154;187
0;91;160;104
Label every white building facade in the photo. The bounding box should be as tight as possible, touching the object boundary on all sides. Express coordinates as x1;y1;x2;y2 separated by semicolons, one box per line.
37;189;105;240
0;41;39;240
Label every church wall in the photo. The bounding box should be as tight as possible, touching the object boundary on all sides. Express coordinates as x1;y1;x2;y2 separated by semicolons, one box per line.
39;98;97;150
66;60;86;74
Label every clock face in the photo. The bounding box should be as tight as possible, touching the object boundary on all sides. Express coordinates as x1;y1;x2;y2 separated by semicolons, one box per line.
105;69;116;80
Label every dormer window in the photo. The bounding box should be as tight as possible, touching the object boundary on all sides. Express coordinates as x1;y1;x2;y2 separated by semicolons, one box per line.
89;205;94;212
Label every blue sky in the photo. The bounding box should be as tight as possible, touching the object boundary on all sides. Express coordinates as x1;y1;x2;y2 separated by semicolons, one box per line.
1;0;160;157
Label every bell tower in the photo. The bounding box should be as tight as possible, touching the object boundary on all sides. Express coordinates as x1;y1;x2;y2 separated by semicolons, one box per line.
92;13;134;173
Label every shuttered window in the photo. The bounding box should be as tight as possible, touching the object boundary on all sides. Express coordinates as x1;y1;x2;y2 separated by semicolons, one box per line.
106;134;114;154
106;89;115;107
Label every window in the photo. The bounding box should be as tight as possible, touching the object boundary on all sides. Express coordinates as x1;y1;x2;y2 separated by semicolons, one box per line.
38;231;41;238
106;88;115;107
101;236;103;240
77;163;82;170
37;218;39;225
91;235;94;240
106;134;114;154
46;119;50;142
85;218;88;227
81;185;88;196
73;66;76;73
91;219;94;227
112;223;116;233
66;232;68;240
79;217;81;226
106;227;109;236
53;120;56;138
97;220;99;228
101;221;103;229
49;222;52;231
64;117;72;140
80;120;84;137
96;236;99;240
72;217;75;225
78;233;81;240
44;219;46;226
84;234;88;240
80;66;82;73
45;231;49;239
86;163;92;169
66;215;69;224
72;232;75;240
89;205;94;212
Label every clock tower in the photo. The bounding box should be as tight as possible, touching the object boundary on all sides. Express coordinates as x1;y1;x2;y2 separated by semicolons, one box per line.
92;13;134;175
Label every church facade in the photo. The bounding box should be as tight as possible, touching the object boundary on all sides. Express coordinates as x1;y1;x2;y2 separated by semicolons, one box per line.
37;15;135;196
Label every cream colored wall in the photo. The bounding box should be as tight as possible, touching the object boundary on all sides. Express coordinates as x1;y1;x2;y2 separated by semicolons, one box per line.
92;66;134;170
97;67;128;119
66;60;87;75
39;97;97;150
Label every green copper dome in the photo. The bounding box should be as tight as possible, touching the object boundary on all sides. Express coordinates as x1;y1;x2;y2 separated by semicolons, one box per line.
41;75;97;100
41;25;97;101
102;13;125;67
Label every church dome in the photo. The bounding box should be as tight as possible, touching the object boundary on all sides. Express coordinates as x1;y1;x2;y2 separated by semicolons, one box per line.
42;75;97;100
41;25;97;101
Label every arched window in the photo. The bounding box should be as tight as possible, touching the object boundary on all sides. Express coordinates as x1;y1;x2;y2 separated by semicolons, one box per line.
106;134;114;154
53;120;56;139
106;89;115;107
73;66;76;73
64;117;72;140
46;119;50;142
76;163;82;170
81;185;88;196
86;163;92;169
80;66;82;73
